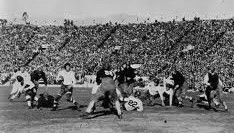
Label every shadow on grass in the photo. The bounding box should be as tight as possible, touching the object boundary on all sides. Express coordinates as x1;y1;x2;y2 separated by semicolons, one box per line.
56;105;87;111
196;103;226;112
80;110;115;119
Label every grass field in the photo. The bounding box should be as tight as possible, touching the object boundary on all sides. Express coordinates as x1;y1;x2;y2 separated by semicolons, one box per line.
0;86;234;133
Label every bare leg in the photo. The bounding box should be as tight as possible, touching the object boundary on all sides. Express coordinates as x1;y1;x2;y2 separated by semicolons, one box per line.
168;88;174;106
86;100;95;113
115;100;122;119
159;91;165;106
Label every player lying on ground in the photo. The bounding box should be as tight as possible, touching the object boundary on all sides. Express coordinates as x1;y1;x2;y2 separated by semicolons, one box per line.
37;92;54;109
15;75;36;109
203;67;228;111
123;90;143;112
51;63;80;111
81;63;122;119
8;66;31;101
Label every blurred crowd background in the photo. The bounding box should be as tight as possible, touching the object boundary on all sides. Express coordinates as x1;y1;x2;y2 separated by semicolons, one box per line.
0;17;234;89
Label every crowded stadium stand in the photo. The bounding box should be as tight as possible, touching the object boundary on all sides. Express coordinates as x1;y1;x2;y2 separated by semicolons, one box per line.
0;18;234;90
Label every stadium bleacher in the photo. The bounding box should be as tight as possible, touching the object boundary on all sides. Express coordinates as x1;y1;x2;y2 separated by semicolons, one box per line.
0;18;234;90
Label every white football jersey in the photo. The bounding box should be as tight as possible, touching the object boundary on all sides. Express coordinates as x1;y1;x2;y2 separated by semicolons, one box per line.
124;96;143;112
56;70;76;86
11;71;31;83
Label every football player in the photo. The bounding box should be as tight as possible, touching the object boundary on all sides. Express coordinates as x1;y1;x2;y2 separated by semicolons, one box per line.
82;63;122;119
124;91;143;112
51;63;80;111
30;66;48;105
30;66;48;92
203;67;228;111
15;75;36;109
145;78;166;106
37;92;54;109
8;66;31;101
117;63;136;97
170;68;195;107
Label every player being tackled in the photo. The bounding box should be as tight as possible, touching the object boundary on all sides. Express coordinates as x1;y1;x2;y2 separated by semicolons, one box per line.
81;63;122;119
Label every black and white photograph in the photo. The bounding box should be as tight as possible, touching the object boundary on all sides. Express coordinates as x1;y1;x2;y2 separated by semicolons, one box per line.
0;0;235;133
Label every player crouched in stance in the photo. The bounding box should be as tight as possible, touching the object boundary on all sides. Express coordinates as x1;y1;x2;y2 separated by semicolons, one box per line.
170;68;195;107
81;63;122;119
51;63;80;111
203;67;228;111
16;76;36;109
123;90;143;112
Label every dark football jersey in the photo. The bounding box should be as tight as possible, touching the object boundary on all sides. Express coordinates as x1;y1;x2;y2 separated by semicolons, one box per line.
31;70;48;85
96;68;114;85
37;94;54;108
208;73;219;89
123;67;136;79
116;70;125;84
172;71;185;87
120;67;136;84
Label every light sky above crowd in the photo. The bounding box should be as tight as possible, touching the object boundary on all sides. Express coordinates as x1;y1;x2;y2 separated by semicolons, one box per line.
0;0;234;23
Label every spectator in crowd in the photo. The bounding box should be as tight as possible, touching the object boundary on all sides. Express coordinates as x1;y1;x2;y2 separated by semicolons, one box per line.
0;18;234;89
